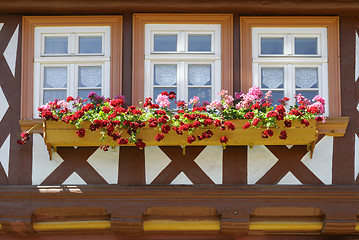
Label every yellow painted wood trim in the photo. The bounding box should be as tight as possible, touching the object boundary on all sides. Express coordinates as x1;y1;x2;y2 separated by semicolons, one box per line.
33;220;111;231
0;224;2;231
356;223;359;232
317;116;349;137
143;220;220;231
249;221;323;231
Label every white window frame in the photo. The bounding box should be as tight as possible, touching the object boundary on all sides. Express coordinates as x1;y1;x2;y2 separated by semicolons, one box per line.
33;26;111;118
252;27;329;112
144;24;221;103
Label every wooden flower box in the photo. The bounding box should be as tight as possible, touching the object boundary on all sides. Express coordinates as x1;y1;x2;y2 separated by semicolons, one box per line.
43;119;319;156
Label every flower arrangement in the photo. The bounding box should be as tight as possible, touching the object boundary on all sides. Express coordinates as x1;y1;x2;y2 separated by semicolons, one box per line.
18;86;325;150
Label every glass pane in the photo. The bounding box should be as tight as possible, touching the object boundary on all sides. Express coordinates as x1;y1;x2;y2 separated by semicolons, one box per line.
154;87;177;108
154;34;177;51
295;90;319;103
188;65;211;86
44;67;67;88
79;66;102;87
154;65;177;85
188;87;211;104
295;68;318;88
79;36;102;54
43;90;66;104
45;36;68;54
188;34;211;52
261;37;284;54
262;90;284;106
261;68;284;89
78;89;102;100
295;38;317;55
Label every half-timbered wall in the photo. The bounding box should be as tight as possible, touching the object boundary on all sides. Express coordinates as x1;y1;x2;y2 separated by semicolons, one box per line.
0;1;359;238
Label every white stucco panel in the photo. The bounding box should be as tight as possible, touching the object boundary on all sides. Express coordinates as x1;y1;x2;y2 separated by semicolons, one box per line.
32;134;63;185
278;171;303;185
247;145;278;184
87;147;119;184
0;86;9;123
0;134;10;177
63;172;87;185
194;146;222;184
170;171;193;185
3;25;19;77
301;136;333;185
145;146;171;184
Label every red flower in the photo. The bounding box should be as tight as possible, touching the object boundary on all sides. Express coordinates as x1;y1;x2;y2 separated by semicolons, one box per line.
262;129;274;138
252;118;260;127
192;121;201;128
102;106;111;113
279;130;287;140
76;128;86;138
315;116;324;122
177;101;185;108
251;103;260;110
243;122;251;130
266;111;278;118
155;133;165;142
66;96;74;102
100;145;109;151
244;112;254;119
220;136;228;144
284;120;292;128
161;124;171;134
117;138;129;145
20;132;30;141
148;118;158;127
135;139;146;149
224;121;235;130
187;135;196;144
203;118;213;126
301;119;310;127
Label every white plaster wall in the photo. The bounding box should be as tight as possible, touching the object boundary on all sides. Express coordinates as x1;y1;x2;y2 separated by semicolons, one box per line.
0;134;10;177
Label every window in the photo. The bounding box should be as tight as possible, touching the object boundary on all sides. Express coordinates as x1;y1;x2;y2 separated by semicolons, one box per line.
252;27;328;107
21;16;122;119
133;14;233;105
240;17;340;116
33;26;111;117
144;24;221;104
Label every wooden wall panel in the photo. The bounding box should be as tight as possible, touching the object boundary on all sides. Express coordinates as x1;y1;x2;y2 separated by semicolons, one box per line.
0;15;32;185
332;17;358;184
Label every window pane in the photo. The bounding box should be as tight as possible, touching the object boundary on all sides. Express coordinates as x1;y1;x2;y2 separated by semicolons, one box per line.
44;67;67;88
154;87;177;108
295;38;317;55
188;65;211;86
43;90;67;104
263;90;284;106
295;68;318;88
261;68;284;89
188;87;211;104
261;37;284;54
295;90;319;103
154;34;177;51
188;34;211;52
154;65;177;85
79;66;102;87
79;36;102;54
78;89;102;100
45;36;68;54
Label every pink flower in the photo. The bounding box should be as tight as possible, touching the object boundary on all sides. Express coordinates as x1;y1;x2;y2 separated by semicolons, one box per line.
189;96;200;106
155;94;171;108
208;100;223;110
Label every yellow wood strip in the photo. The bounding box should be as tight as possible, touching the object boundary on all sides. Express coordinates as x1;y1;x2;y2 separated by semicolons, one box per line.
33;220;111;231
143;220;220;231
249;221;323;231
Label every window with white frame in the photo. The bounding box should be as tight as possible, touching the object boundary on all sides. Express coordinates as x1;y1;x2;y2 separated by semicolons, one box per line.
252;27;329;111
144;24;221;106
33;26;111;117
